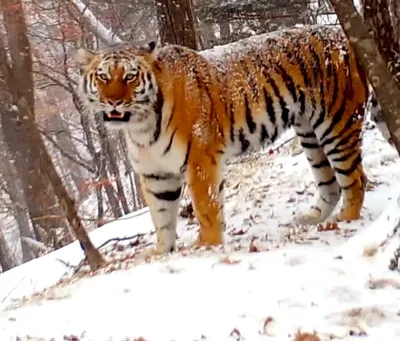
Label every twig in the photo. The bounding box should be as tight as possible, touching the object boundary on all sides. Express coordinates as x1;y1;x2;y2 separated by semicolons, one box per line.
1;276;26;303
54;233;146;275
98;233;146;250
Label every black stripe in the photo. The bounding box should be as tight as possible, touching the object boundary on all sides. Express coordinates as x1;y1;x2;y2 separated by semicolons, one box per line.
263;87;276;125
165;103;175;131
327;132;361;157
321;109;356;147
298;89;306;115
151;188;182;201
151;90;163;144
244;94;256;134
318;176;337;187
293;41;310;87
276;64;297;102
331;149;358;163
238;128;250;153
310;205;322;213
163;128;177;155
334;154;361;176
328;70;338;114
269;78;290;128
312;159;330;169
296;131;315;138
342;179;357;190
142;173;177;181
180;141;191;173
260;124;268;143
301;142;320;149
229;102;235;143
241;61;259;100
270;127;278;143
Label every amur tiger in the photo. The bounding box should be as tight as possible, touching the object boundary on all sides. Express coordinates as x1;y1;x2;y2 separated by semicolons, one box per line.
75;24;382;257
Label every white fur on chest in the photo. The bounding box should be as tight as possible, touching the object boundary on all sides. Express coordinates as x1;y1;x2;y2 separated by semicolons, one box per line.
124;132;186;176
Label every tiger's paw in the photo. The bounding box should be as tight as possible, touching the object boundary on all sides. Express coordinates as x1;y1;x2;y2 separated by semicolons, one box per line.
294;207;326;226
189;233;223;250
138;243;175;261
334;209;361;223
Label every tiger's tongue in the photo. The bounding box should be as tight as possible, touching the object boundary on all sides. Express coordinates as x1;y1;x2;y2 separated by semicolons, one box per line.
108;110;124;118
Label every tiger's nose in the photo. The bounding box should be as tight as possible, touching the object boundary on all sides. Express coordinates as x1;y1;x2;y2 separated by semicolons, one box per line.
107;99;124;107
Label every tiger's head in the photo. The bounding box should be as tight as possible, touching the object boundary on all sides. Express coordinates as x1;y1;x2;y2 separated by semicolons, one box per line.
74;42;160;134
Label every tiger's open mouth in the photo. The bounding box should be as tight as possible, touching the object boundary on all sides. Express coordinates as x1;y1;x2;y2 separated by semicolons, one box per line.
103;110;132;122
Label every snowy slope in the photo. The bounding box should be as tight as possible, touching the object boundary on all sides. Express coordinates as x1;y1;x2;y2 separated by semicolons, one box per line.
0;126;400;341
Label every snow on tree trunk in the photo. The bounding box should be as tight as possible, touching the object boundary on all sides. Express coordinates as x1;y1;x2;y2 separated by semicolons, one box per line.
330;0;400;154
70;0;122;45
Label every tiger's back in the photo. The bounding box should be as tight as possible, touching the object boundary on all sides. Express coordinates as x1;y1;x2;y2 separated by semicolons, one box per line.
76;25;370;256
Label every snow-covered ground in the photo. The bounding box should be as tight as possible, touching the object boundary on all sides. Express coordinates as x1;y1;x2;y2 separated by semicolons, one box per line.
0;125;400;341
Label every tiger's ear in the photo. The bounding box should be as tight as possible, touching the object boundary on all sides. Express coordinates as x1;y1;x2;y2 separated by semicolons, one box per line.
74;47;97;66
140;40;159;61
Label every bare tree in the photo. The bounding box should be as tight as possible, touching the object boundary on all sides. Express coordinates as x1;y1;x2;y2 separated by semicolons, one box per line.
0;0;105;271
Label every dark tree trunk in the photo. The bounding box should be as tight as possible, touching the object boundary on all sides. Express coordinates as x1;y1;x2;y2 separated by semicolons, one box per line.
361;0;400;82
329;0;400;154
155;0;198;49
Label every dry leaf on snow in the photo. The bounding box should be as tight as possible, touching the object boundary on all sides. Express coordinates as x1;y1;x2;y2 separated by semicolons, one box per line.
293;330;321;341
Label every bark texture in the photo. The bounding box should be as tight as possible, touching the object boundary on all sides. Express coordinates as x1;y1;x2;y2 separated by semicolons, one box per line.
155;0;198;49
330;0;400;154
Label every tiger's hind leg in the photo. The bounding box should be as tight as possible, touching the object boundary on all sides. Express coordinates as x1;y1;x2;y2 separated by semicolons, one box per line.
187;150;224;247
317;106;366;222
139;173;182;258
294;121;341;225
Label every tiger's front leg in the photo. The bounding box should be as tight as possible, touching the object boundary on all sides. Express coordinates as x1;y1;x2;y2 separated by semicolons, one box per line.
140;173;182;258
187;152;224;247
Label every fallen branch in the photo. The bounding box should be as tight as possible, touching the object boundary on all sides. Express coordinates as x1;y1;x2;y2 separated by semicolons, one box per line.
21;236;47;252
97;233;146;250
55;233;147;275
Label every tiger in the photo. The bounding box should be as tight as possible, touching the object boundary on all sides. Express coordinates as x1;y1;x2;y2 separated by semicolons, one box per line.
75;24;378;257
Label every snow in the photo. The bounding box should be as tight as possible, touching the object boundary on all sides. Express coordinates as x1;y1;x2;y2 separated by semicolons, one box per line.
0;125;400;341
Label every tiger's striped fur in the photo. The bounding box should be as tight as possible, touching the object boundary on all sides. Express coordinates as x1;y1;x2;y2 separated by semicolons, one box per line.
75;25;370;255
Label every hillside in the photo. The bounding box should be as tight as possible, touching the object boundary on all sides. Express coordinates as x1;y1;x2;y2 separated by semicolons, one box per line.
0;125;400;341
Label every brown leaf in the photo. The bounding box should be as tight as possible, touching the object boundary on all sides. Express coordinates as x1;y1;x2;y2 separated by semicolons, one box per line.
230;328;242;340
249;242;259;253
261;316;274;335
219;256;241;265
317;221;339;232
293;330;321;341
230;228;248;236
367;278;400;289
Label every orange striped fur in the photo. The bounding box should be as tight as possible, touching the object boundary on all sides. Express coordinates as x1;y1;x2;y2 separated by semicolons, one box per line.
76;25;370;256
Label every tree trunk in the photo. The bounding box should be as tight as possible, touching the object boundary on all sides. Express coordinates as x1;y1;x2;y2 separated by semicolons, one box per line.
0;143;36;262
0;0;65;244
329;0;400;154
361;0;400;82
0;227;16;272
0;0;106;271
155;0;198;49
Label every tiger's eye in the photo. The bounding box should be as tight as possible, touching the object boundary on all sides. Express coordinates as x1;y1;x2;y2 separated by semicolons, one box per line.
98;73;108;81
125;74;136;81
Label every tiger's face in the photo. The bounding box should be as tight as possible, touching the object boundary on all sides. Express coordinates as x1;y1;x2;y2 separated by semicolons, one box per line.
75;42;159;131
